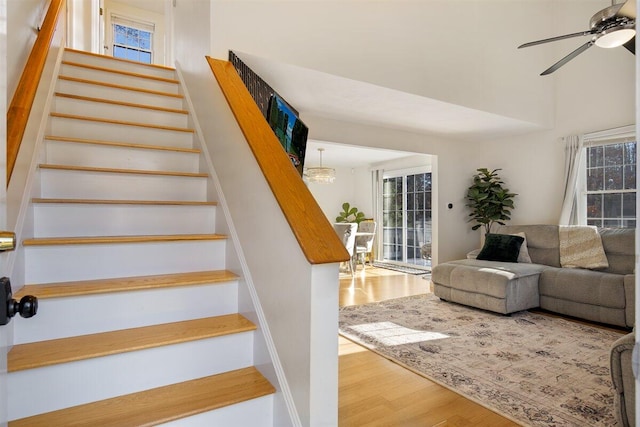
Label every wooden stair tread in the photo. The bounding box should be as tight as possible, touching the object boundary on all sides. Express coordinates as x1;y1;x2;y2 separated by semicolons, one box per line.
15;270;238;299
61;60;180;84
23;234;227;246
39;163;207;178
50;112;195;133
44;135;199;153
58;75;183;99
64;48;176;72
8;314;256;372
54;92;188;115
31;198;215;206
8;366;274;427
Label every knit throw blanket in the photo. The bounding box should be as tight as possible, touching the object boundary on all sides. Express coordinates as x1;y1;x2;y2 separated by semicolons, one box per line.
559;225;609;269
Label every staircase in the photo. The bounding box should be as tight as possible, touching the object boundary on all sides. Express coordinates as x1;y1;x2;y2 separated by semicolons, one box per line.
6;49;276;426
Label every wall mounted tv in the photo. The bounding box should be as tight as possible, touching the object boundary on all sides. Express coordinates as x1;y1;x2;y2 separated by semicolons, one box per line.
267;94;308;176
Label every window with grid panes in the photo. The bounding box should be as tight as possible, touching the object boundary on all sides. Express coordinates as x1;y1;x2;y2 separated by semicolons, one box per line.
585;140;636;228
111;16;153;64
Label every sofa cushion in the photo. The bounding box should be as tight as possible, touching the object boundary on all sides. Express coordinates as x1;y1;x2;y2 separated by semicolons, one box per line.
432;259;544;314
433;259;547;297
600;228;635;275
476;233;524;263
495;225;560;267
539;268;626;309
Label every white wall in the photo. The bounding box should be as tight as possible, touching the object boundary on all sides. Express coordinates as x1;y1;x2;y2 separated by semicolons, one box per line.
67;0;92;52
0;0;9;424
6;0;48;102
306;166;360;224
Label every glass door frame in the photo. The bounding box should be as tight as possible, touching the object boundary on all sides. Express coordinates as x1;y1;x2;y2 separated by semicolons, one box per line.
380;166;432;268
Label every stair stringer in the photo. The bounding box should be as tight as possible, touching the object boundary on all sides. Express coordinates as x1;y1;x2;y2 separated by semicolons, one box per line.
5;38;66;296
176;65;299;427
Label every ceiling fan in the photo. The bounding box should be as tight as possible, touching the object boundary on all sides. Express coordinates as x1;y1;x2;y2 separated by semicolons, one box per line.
518;0;636;75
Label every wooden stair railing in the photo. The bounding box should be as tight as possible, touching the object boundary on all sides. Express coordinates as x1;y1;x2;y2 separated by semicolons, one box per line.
7;0;66;184
206;57;349;265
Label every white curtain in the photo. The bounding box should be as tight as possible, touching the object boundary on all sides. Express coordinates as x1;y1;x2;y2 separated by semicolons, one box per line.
558;135;584;225
371;169;384;262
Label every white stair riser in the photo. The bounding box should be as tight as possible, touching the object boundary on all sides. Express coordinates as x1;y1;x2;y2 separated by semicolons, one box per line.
33;204;215;237
63;51;176;80
8;333;254;420
160;395;274;427
24;240;226;283
60;63;180;94
52;95;189;128
14;282;238;344
48;116;194;148
44;140;199;173
56;79;184;110
39;169;207;201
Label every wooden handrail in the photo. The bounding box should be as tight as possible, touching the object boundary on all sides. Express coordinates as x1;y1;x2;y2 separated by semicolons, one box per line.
7;0;65;184
206;57;350;265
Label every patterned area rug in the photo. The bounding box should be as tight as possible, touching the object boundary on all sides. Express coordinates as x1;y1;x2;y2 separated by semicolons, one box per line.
339;293;624;426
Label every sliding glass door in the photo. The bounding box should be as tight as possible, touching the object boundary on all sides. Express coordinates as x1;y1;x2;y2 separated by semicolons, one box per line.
382;170;432;267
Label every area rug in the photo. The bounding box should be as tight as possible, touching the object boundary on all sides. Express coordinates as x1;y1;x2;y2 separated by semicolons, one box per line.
339;293;624;426
372;261;431;275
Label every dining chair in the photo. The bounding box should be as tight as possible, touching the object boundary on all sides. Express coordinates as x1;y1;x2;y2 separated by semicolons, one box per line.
355;221;376;269
333;223;358;275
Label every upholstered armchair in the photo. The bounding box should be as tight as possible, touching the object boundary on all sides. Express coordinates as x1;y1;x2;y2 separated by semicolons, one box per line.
611;331;635;426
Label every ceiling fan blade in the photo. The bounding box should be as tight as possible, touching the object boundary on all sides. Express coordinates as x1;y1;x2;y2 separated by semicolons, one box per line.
540;40;595;75
518;30;594;49
623;37;635;54
616;0;636;19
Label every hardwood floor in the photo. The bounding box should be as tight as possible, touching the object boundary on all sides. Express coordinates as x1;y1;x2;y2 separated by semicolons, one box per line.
338;266;518;427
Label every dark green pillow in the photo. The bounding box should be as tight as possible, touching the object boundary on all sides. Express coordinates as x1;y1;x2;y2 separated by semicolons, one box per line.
476;233;524;263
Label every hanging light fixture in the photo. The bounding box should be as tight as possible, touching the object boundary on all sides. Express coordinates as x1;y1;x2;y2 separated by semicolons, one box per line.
304;148;336;184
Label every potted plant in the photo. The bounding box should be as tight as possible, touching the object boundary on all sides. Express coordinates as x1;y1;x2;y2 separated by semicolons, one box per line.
466;168;517;234
335;202;366;224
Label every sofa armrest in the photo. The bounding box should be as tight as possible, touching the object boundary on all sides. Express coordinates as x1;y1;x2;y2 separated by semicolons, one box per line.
624;274;635;327
611;331;636;427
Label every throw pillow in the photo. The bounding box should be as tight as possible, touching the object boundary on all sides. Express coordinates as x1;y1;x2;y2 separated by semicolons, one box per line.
511;232;532;263
476;233;524;263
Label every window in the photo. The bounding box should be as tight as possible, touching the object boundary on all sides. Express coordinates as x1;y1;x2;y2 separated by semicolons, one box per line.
111;16;154;64
578;126;636;228
382;170;432;266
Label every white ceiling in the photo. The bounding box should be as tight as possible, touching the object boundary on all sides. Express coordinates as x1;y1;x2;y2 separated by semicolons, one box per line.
304;140;420;168
120;0;165;15
235;51;544;143
234;50;546;168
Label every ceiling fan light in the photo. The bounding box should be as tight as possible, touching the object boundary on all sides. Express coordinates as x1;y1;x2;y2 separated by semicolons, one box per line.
595;28;636;48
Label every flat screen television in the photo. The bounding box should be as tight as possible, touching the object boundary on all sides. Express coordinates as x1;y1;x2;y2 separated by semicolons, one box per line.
267;94;308;176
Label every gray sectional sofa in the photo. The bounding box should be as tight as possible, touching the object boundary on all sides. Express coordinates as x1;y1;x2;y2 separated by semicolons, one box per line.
432;224;635;328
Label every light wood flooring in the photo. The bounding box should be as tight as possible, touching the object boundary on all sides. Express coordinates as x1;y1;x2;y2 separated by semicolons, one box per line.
338;266;518;427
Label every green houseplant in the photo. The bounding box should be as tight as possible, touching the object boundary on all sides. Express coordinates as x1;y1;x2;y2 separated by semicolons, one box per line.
466;168;517;234
336;202;366;224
